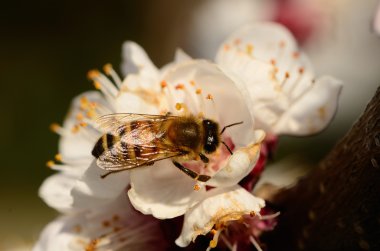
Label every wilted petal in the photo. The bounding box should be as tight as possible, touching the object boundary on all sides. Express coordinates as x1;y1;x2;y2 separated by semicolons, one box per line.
128;160;207;219
209;130;265;187
176;185;265;248
71;161;130;209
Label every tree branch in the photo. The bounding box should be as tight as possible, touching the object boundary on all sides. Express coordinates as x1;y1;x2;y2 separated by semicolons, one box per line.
264;87;380;251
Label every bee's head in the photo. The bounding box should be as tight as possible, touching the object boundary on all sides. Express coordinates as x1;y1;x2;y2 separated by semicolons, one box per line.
202;119;220;154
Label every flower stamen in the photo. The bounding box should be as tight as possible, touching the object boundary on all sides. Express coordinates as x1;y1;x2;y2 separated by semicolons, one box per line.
103;63;122;88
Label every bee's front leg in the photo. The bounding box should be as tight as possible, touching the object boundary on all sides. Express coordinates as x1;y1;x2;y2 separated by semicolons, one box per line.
172;161;211;182
199;153;209;164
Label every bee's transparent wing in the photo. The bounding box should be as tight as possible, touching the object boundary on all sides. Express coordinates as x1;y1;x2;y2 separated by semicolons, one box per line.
96;143;185;171
95;113;178;134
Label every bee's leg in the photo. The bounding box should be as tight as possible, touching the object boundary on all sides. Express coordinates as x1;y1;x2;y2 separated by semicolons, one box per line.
199;153;209;163
172;161;211;182
100;169;128;179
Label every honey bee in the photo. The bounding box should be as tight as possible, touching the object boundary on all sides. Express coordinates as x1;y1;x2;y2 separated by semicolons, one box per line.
92;113;243;181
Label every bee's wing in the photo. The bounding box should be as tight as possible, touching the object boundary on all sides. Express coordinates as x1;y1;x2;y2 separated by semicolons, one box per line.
95;115;185;171
96;145;185;171
95;113;178;134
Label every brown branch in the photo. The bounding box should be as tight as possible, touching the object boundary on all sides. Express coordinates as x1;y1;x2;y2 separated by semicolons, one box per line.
264;87;380;251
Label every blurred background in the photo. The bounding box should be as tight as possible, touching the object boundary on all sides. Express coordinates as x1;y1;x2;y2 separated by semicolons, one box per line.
1;0;379;249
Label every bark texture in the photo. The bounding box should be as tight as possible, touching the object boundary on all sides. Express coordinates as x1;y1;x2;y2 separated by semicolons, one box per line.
264;87;380;251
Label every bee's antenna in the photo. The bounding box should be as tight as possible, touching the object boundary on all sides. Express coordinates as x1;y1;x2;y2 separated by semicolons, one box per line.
220;121;243;135
222;141;233;155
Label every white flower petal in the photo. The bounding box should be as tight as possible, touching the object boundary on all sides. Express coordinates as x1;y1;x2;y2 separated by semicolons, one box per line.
174;48;192;63
208;130;265;187
71;161;130;209
33;195;167;251
272;76;342;135
128;160;207;219
176;185;265;247
115;91;159;114
38;173;76;213
374;2;380;35
121;41;158;78
216;22;342;135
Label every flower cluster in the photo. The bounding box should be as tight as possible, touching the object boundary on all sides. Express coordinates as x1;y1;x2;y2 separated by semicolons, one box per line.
35;22;342;251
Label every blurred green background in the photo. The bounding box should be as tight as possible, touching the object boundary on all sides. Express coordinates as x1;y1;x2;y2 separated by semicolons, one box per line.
1;0;379;249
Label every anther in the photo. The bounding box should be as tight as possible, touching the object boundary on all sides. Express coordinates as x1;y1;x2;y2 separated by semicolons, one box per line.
298;67;304;74
71;125;80;133
87;69;100;80
206;94;213;100
196;88;202;94
160;80;167;88
46;160;55;168
194;184;201;191
54;154;62;162
49;123;61;133
250;211;256;217
79;122;88;127
209;240;217;248
175;83;184;90
190;80;196;86
270;59;277;65
103;63;113;75
285;72;290;78
246;44;254;55
175;103;182;110
93;81;102;90
76;113;84;121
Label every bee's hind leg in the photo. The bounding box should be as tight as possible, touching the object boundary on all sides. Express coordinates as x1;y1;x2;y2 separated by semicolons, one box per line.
172;161;211;182
199;153;209;163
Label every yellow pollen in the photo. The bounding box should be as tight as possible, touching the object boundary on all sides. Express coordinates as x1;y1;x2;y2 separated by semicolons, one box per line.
234;38;241;45
89;102;98;109
102;220;111;227
79;122;88;127
210;229;217;235
175;83;184;90
49;123;60;132
175;103;182;110
250;211;256;217
46;160;55;168
71;125;80;133
86;110;96;118
87;69;100;80
209;240;217;248
76;113;84;121
55;153;62;162
298;67;304;74
190;80;196;86
103;63;113;75
160;80;167;88
293;51;300;59
285;72;290;78
224;44;230;51
206;94;213;100
194;184;201;191
246;44;254;55
93;81;102;90
196;88;202;94
80;96;89;105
